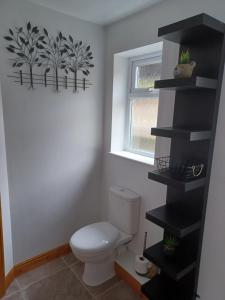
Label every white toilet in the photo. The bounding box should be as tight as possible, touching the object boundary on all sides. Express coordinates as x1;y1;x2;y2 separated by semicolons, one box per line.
70;186;140;286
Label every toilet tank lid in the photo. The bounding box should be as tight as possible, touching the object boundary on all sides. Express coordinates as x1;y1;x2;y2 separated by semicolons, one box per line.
110;186;140;201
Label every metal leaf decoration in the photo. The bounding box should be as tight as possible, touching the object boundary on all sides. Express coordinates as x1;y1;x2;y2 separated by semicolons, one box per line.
4;22;95;92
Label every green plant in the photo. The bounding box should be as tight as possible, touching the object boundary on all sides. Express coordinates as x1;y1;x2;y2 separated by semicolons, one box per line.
179;49;190;64
163;234;179;249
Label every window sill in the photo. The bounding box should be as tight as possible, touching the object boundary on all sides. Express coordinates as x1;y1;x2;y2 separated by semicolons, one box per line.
109;151;155;166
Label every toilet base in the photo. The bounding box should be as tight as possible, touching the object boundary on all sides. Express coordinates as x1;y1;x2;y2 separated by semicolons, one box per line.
82;257;115;286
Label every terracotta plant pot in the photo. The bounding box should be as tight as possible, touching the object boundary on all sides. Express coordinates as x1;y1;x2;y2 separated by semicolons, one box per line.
173;61;196;78
163;245;176;258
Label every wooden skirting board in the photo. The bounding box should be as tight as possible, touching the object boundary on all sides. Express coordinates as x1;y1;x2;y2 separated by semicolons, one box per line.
14;244;71;277
4;268;14;293
0;198;5;298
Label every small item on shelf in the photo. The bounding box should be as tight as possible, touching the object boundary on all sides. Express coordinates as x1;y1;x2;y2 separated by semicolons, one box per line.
147;263;159;279
155;156;205;181
163;234;179;258
170;161;204;180
173;49;196;79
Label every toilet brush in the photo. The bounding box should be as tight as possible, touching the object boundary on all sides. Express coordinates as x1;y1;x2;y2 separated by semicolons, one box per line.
134;232;149;276
143;231;147;253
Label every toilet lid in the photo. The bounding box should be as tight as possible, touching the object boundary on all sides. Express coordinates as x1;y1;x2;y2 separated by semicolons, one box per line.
70;222;119;254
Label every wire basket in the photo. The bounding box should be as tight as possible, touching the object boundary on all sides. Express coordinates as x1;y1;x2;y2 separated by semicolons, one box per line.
155;156;205;181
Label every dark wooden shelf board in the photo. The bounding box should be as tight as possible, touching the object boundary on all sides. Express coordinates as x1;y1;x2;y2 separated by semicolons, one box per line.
146;204;201;238
151;127;211;141
154;77;217;91
141;273;194;300
148;169;206;192
143;241;196;281
158;13;225;44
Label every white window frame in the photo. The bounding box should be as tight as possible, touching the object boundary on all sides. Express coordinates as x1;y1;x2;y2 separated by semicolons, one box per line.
124;51;162;158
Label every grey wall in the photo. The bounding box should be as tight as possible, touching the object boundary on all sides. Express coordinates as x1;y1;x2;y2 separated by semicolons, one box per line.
103;1;225;299
0;0;104;265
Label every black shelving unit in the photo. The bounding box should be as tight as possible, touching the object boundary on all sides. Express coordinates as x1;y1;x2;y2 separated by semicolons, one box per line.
142;13;225;300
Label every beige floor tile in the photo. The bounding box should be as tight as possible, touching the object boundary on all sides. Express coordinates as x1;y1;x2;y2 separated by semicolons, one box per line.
63;252;80;266
23;268;92;300
2;291;24;300
95;281;141;300
5;280;20;296
70;261;84;278
17;257;67;289
71;261;121;297
85;276;120;297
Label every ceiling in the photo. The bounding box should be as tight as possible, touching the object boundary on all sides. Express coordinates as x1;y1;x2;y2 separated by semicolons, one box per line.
27;0;163;25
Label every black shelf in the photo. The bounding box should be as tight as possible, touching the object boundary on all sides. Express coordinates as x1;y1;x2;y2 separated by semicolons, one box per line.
146;204;201;238
154;77;217;90
158;13;225;44
144;241;197;281
148;169;206;192
151;127;211;141
141;273;194;300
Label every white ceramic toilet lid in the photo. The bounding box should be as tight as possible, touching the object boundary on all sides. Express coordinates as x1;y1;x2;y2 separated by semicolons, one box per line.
70;222;119;254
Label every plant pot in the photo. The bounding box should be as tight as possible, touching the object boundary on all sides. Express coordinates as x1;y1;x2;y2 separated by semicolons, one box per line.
163;245;176;258
173;61;196;78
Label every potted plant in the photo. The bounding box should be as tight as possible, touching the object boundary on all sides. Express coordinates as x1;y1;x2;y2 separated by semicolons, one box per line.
163;234;179;258
173;49;196;78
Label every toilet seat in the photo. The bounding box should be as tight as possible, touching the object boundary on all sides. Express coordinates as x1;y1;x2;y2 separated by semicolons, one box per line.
70;222;119;257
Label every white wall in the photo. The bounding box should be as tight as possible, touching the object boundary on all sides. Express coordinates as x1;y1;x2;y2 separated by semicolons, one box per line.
0;84;13;274
0;0;104;265
111;54;129;152
103;0;225;299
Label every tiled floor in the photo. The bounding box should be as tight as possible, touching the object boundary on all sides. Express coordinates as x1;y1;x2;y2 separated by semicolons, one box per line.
2;253;141;300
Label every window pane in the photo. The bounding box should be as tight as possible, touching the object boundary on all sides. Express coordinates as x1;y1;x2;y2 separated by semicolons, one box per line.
135;62;161;89
130;98;158;154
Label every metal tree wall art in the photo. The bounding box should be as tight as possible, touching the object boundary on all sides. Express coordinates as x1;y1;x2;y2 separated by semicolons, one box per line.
4;22;94;92
5;22;41;88
64;36;94;87
37;29;69;92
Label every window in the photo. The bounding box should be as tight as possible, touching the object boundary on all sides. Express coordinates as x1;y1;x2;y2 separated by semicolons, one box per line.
125;52;162;157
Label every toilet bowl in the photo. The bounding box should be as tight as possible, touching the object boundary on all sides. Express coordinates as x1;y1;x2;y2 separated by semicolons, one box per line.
70;222;132;286
70;186;140;286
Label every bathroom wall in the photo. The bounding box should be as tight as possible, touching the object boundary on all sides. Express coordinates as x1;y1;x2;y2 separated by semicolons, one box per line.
0;0;104;265
103;0;225;299
0;84;13;274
